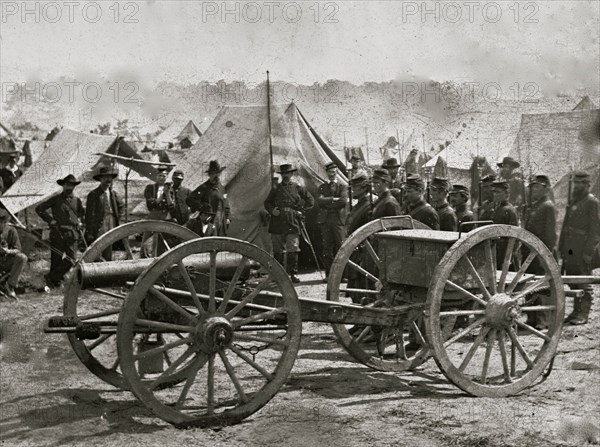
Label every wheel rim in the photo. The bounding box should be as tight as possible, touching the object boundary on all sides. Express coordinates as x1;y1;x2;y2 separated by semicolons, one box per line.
63;220;199;389
426;225;565;397
117;237;301;427
327;216;434;372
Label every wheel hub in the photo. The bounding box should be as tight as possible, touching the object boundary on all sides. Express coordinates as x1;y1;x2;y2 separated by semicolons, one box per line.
485;293;520;328
195;316;233;352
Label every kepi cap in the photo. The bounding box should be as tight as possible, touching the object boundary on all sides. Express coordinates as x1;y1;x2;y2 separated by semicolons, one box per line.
382;157;401;168
481;174;497;184
430;177;450;191
404;174;425;189
172;170;184;179
528;174;551;188
492;180;509;190
324;162;337;171
371;168;391;183
449;184;470;196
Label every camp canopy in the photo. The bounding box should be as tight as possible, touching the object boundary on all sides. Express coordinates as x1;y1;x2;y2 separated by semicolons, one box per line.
169;103;346;248
0;129;160;216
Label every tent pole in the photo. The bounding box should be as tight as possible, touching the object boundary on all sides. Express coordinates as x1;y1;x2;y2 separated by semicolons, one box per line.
267;71;274;178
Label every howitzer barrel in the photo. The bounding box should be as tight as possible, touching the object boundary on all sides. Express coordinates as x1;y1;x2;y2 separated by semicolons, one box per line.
78;253;254;289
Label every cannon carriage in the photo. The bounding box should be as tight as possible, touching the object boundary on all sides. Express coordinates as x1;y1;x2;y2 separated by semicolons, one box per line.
44;218;599;427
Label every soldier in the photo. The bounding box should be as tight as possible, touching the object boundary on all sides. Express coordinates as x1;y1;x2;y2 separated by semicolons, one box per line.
371;169;401;218
264;163;314;283
85;166;124;261
170;170;191;225
346;173;372;235
491;180;519;269
185;203;216;237
144;166;175;221
477;174;496;222
36;174;85;288
403;174;439;230
382;157;403;205
559;171;600;325
0;153;23;192
523;174;557;329
0;209;27;300
187;160;231;235
316;162;348;278
348;154;368;181
449;184;474;229
497;156;525;213
430;177;457;231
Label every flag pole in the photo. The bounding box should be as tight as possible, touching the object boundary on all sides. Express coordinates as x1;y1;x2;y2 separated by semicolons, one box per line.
267;71;274;178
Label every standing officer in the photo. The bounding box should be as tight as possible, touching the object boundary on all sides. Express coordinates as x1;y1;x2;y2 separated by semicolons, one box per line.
187;160;231;235
430;177;457;231
144;166;175;221
36;174;85;288
477;174;496;222
170;170;191;225
346;173;372;235
371;169;401;218
316;162;348;278
0;153;23;192
491;180;519;269
449;184;474;228
523;174;557;329
403;174;439;230
559;171;600;325
85;166;124;261
498;156;525;213
264;163;314;283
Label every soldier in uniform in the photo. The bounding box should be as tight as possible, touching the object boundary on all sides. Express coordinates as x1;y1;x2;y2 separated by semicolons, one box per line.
559;171;600;325
187;160;231;235
36;174;85;287
0;209;27;300
346;173;372;235
449;184;474;229
371;169;401;218
382;157;403;205
522;174;557;329
316;162;348;278
477;174;496;222
144;166;175;221
185;203;216;237
430;177;457;231
491;180;519;269
85;166;124;261
348;154;368;181
170;170;191;225
0;153;23;192
403;174;439;230
264;163;314;283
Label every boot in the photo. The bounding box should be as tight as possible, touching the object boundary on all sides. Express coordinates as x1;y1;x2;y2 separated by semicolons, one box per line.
564;297;581;323
288;252;300;283
570;293;592;325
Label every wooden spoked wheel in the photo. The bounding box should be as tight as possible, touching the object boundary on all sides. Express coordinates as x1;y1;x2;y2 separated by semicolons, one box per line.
117;237;302;428
63;220;199;389
327;216;434;372
426;225;565;397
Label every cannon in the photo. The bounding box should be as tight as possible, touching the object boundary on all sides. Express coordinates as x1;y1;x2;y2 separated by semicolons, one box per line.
45;217;600;427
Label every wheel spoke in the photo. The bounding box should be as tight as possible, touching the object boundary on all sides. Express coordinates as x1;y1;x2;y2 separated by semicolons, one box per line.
347;260;380;283
160;233;171;251
506;251;537;294
463;255;493;301
480;329;497;384
355;326;372;343
87;333;113;351
410;321;427;347
229;344;274;380
515;321;551;342
79;308;121;321
207;353;215;415
513;277;550;302
445;280;487;307
178;262;206;314
135;318;195;333
498;238;516;292
510;339;516;376
459;326;490;372
439;309;486;316
133;336;193;360
234;333;288;347
218;256;248;313
110;357;119;371
149;346;196;390
363;240;382;271
208;251;217;313
484;240;497;294
443;317;485;347
89;288;126;300
163;350;172;366
520;305;556;312
507;327;534;368
148;287;198;324
232;308;287;328
497;330;512;383
219;349;249;403
175;353;208;410
226;276;272;318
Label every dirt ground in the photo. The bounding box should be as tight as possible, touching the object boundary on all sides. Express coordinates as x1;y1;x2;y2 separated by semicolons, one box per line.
1;271;599;447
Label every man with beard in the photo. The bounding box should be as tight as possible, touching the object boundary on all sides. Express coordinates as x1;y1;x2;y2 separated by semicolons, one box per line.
187;160;231;235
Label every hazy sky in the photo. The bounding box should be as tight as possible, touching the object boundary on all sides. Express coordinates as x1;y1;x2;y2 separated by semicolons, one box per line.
1;0;599;93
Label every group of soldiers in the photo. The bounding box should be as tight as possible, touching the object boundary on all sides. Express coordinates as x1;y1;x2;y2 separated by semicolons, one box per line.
275;154;598;327
29;160;230;291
